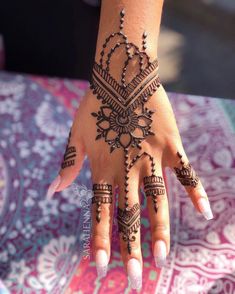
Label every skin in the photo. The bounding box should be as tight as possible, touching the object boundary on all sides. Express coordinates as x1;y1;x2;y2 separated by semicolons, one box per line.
53;0;211;284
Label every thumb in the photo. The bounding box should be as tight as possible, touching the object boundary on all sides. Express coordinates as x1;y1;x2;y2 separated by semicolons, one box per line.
46;126;86;199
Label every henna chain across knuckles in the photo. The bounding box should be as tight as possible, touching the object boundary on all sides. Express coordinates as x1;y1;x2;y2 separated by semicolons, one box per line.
90;9;165;254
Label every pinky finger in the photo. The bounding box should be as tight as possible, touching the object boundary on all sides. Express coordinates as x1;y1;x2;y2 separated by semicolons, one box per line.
172;150;214;220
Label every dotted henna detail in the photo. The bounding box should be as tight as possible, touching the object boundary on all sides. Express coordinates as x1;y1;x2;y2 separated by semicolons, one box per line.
117;203;141;255
90;9;161;254
92;184;113;223
144;175;165;213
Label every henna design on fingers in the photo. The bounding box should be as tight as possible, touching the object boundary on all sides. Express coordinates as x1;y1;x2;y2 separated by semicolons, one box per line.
143;175;165;213
61;130;77;169
92;184;113;223
174;152;199;187
90;9;161;254
117;203;141;255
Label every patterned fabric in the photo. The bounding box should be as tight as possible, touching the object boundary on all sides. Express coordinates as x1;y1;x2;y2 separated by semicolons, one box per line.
0;71;234;293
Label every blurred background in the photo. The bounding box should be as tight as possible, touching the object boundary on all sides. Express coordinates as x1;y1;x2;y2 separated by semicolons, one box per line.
0;0;234;99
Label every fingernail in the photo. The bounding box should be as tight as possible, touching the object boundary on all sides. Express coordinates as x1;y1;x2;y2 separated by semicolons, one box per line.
154;240;167;268
127;258;142;290
46;175;61;199
95;249;108;279
197;197;214;220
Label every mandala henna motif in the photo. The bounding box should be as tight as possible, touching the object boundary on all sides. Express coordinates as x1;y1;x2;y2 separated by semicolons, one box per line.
92;184;113;223
174;152;199;187
90;9;161;254
61;130;76;169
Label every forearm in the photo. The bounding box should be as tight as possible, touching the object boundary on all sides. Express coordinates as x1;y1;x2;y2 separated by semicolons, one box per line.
94;0;164;64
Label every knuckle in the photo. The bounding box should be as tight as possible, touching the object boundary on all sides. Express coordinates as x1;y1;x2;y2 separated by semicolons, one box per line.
92;232;110;248
152;223;169;236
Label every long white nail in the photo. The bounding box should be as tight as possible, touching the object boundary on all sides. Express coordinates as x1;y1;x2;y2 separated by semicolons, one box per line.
197;197;214;220
127;258;142;290
154;240;167;268
46;175;61;199
95;249;108;278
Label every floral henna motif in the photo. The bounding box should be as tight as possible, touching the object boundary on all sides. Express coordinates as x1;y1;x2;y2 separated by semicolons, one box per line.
174;152;199;187
92;184;113;223
91;105;154;151
61;130;76;169
90;9;161;254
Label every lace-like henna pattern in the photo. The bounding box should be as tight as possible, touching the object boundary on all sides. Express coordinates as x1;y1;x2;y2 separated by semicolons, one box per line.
90;9;161;253
174;152;199;187
61;131;76;169
92;184;113;223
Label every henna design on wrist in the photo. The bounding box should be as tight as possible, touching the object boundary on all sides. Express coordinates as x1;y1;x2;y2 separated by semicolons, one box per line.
174;152;199;187
61;130;77;169
92;184;113;223
90;9;161;254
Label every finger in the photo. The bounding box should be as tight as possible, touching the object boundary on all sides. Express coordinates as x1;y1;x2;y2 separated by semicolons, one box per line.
91;177;114;279
46;123;86;199
116;168;142;290
171;149;213;220
143;163;170;269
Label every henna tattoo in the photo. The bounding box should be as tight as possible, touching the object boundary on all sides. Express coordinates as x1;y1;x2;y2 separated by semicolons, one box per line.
174;152;199;187
61;131;76;169
117;203;141;255
90;9;161;254
92;184;113;223
144;175;165;213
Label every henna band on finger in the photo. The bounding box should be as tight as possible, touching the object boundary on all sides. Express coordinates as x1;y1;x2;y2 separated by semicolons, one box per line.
92;184;113;223
61;130;77;169
174;152;199;187
144;175;166;213
117;203;141;255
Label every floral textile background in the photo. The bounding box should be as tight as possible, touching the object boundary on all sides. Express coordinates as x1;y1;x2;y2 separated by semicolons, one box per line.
0;72;234;293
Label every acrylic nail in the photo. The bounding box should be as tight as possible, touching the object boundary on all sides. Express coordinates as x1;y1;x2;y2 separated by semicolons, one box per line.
127;258;142;290
197;197;214;220
154;240;167;268
46;175;61;199
95;249;108;278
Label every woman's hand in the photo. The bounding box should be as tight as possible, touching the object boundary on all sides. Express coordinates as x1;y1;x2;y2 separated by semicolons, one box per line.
46;83;213;289
46;2;214;289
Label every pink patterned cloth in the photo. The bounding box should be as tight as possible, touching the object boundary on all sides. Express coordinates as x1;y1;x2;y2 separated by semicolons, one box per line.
0;72;234;293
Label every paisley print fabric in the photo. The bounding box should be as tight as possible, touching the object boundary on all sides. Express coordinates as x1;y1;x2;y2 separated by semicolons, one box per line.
0;71;234;293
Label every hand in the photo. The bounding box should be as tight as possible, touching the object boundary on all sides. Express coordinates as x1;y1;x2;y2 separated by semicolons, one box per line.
46;83;213;289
